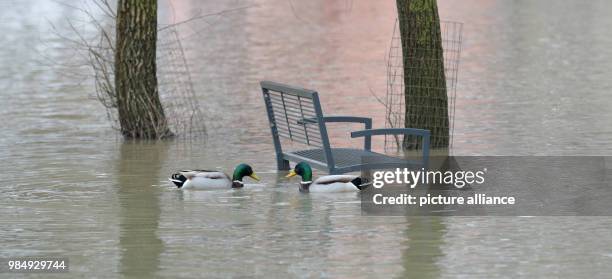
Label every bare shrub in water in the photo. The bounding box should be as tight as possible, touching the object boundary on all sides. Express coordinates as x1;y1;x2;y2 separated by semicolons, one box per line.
56;0;208;139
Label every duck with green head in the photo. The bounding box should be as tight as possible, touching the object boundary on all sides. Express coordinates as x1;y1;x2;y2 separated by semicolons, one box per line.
286;162;370;193
169;163;259;189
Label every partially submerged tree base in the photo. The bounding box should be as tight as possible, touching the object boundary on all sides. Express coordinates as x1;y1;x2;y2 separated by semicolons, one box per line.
402;148;449;169
122;129;175;140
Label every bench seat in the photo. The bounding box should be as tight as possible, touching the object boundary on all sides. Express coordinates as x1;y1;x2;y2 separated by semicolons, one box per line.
285;148;422;174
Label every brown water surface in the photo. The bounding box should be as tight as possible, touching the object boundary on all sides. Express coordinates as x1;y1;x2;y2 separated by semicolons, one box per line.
1;0;612;277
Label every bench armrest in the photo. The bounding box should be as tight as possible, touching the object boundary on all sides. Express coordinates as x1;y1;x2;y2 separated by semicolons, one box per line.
324;116;373;150
322;116;372;125
351;128;431;165
297;116;373;150
296;116;372;125
296;117;318;125
351;128;430;138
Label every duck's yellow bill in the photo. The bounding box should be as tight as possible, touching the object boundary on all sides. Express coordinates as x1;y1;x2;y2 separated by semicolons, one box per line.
249;173;260;181
285;170;297;178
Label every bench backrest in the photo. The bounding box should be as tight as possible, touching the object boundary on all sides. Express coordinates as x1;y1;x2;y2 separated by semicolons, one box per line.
261;81;331;150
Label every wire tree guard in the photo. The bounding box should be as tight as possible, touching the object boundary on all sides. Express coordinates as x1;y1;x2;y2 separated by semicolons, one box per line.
384;19;462;153
94;25;206;139
156;26;207;138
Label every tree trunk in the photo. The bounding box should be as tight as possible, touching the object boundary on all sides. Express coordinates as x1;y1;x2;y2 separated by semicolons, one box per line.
396;0;448;150
115;0;172;139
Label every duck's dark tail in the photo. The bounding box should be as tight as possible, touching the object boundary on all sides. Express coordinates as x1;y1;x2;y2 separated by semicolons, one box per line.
351;177;371;191
168;173;186;188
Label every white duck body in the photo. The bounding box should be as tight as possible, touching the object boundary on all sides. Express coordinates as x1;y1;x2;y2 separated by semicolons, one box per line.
170;164;258;190
307;175;361;193
180;170;232;190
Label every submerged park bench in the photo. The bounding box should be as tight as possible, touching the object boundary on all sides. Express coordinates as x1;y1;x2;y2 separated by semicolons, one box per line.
261;81;430;174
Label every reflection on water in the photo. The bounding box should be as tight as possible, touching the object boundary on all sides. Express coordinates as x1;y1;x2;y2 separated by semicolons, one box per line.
117;143;166;277
2;0;612;277
401;217;445;279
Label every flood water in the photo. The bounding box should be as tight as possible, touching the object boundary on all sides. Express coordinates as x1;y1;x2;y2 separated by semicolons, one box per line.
2;0;612;277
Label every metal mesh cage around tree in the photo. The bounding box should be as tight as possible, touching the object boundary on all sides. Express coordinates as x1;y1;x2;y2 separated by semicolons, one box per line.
95;25;206;139
156;26;207;138
384;19;462;153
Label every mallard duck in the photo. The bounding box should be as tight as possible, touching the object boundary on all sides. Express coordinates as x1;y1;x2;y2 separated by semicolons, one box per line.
169;163;259;189
285;162;370;193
